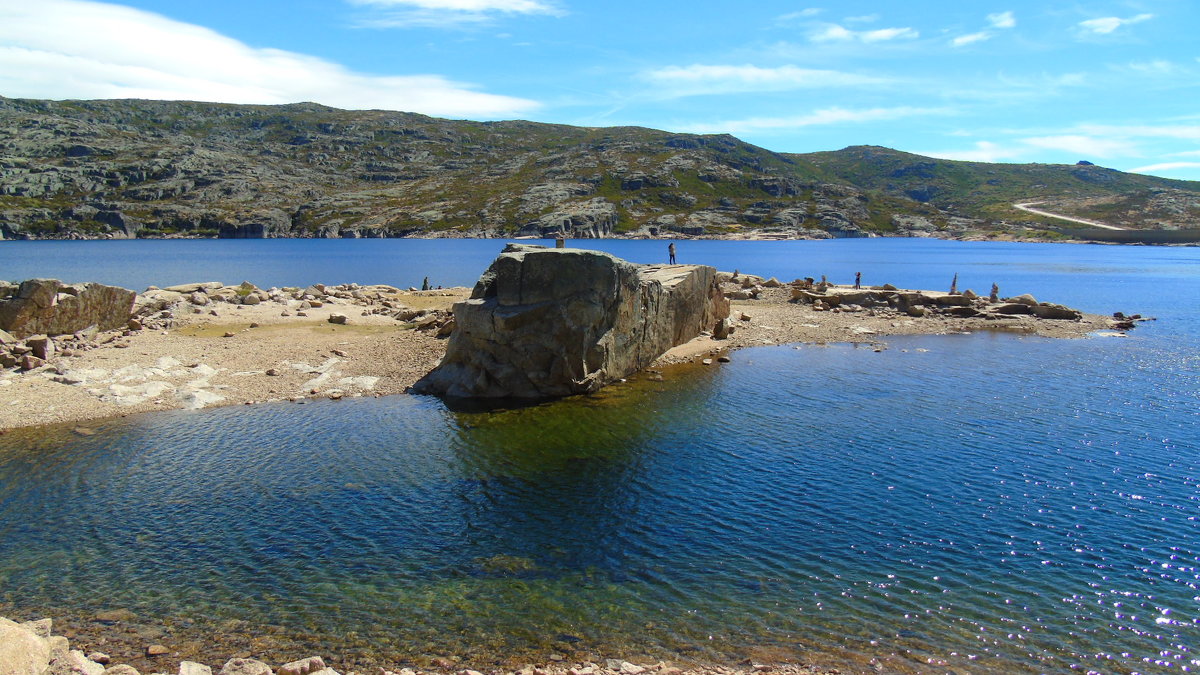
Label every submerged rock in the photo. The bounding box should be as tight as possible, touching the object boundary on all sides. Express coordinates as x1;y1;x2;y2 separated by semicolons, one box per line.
414;245;728;398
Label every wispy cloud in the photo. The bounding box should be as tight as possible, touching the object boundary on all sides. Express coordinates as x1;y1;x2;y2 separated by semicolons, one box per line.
1078;13;1154;35
0;0;540;117
347;0;562;28
1129;161;1200;174
777;8;822;22
845;14;880;24
987;11;1016;29
677;106;948;135
952;32;991;47
951;11;1016;48
642;64;891;96
810;24;919;43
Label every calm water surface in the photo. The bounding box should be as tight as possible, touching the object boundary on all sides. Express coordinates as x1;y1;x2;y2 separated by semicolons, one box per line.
0;239;1197;673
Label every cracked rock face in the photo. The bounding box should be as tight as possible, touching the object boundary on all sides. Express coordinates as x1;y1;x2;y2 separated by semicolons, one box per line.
413;245;728;399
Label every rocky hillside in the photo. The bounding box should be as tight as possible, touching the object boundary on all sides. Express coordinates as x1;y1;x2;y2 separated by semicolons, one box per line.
1;96;1197;240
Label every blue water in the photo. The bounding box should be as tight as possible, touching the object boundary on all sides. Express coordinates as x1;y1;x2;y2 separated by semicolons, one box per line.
0;239;1198;673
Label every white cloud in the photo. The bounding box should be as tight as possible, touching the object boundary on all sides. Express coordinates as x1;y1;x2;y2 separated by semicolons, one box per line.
777;8;822;22
1021;134;1139;158
923;141;1024;162
811;24;918;43
678;106;947;135
348;0;562;27
1129;161;1200;174
952;32;991;47
642;64;890;96
350;0;555;10
987;11;1016;29
845;14;880;24
1078;13;1154;35
0;0;539;118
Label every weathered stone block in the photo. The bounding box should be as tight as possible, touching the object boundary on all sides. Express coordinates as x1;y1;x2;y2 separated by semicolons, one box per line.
0;279;135;338
414;245;728;398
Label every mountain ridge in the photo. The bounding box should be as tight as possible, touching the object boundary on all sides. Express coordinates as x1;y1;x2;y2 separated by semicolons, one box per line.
1;96;1197;241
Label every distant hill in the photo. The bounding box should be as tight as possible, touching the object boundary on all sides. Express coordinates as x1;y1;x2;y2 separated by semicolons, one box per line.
1;96;1197;241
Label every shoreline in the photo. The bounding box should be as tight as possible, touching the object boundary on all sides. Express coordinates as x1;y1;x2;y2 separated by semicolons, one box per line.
0;278;1132;432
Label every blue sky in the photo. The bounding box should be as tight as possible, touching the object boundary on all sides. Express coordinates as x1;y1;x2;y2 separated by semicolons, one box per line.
1;0;1198;180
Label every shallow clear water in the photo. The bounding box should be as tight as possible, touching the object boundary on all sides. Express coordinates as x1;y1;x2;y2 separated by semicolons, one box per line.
0;240;1198;672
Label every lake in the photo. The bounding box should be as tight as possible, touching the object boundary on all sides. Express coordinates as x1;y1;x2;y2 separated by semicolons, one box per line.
0;238;1197;673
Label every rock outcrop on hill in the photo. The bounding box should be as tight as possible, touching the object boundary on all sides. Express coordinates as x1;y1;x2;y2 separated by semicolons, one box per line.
3;97;1196;242
0;278;135;338
413;245;728;398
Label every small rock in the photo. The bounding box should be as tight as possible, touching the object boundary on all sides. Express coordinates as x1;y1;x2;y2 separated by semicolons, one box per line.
146;644;169;657
296;311;308;317
717;355;731;363
179;662;212;675
20;617;52;637
94;609;137;623
127;318;143;331
328;313;348;325
277;657;327;675
104;666;140;675
265;368;280;376
218;658;273;675
222;331;236;338
332;349;349;357
249;322;260;328
88;652;112;665
701;358;713;365
281;310;291;316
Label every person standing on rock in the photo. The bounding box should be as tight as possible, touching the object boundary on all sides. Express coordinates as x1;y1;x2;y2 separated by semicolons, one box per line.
854;272;861;289
668;242;677;264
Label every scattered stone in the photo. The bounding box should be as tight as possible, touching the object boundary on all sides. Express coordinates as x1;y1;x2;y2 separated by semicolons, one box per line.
327;313;348;325
103;666;140;675
127;318;143;331
93;609;137;623
178;663;212;675
331;349;349;357
701;358;713;365
20;618;52;638
277;656;327;675
717;355;731;363
145;645;169;657
265;368;281;376
249;322;260;328
87;652;111;665
18;354;47;370
218;658;272;675
26;334;55;360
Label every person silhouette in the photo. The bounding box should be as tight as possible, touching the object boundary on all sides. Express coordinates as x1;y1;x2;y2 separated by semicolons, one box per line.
668;242;677;264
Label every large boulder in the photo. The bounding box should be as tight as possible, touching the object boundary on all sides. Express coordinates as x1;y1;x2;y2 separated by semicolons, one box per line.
0;279;136;338
0;617;51;675
414;245;728;398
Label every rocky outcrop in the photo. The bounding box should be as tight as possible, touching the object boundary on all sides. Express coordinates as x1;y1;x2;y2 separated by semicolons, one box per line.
789;284;1086;321
413;245;728;398
0;279;136;338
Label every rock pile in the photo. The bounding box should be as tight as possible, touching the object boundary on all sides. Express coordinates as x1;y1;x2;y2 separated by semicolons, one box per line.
414;245;728;399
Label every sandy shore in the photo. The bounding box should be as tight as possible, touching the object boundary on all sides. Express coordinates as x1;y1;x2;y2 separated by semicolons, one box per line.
0;280;1129;432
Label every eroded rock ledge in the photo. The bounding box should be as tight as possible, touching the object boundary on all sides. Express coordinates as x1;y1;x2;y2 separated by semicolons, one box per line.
413;244;728;399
